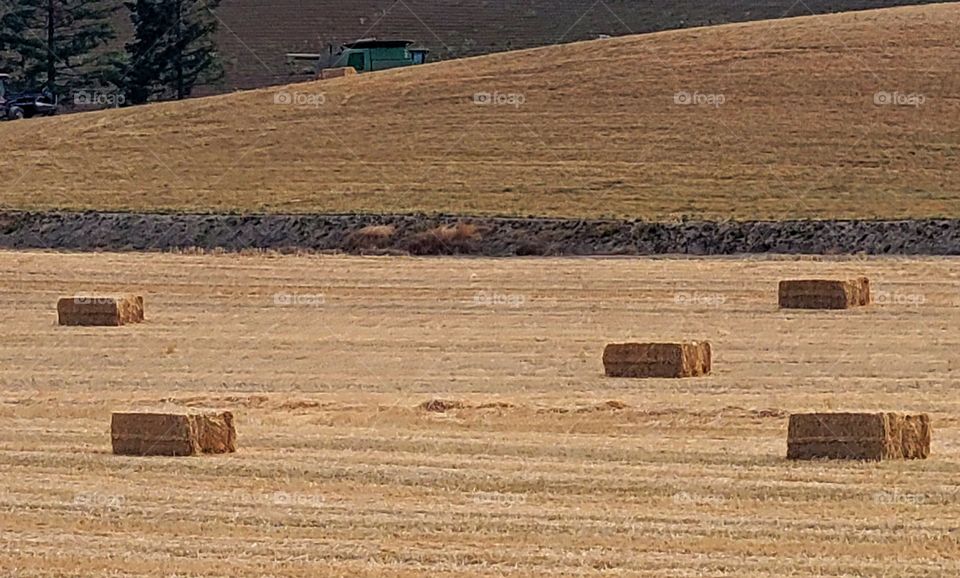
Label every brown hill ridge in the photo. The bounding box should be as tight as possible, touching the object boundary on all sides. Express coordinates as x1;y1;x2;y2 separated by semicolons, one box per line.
211;0;951;90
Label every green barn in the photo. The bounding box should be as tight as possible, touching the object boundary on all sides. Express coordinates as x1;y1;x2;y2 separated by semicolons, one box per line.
332;39;429;72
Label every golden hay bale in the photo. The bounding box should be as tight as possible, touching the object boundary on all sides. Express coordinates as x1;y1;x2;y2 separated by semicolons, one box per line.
122;295;145;322
111;413;199;456
850;276;871;306
787;412;930;461
111;411;237;456
194;412;237;454
320;66;357;80
58;294;144;326
778;278;870;309
897;414;932;459
602;342;711;378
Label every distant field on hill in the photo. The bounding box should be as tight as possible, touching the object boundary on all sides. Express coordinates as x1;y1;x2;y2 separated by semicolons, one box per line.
1;4;958;220
211;0;952;90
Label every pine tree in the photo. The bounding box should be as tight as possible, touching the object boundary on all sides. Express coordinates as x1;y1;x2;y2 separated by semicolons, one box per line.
9;0;119;94
0;3;34;74
122;0;222;104
122;0;169;104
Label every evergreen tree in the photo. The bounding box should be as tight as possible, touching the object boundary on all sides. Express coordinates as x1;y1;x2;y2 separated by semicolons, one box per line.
123;0;222;104
9;0;119;94
0;3;34;75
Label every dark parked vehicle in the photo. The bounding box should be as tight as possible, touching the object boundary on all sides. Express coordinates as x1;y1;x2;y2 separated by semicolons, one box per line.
0;74;58;120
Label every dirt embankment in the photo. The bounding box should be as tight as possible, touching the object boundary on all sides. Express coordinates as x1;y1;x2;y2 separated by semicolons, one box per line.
2;211;960;256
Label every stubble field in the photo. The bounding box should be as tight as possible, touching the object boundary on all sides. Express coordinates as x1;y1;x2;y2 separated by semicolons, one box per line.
1;250;959;576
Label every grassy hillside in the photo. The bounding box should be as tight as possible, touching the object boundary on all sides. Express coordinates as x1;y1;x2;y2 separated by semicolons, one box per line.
1;3;958;220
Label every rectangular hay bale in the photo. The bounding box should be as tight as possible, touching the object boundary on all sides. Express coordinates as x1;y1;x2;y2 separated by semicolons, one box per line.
111;413;199;456
58;295;144;326
787;412;930;461
194;412;237;454
320;66;357;80
778;278;870;309
111;411;236;456
602;341;711;378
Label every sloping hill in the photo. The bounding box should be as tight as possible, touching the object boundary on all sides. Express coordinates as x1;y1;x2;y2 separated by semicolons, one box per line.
211;0;953;90
2;3;958;220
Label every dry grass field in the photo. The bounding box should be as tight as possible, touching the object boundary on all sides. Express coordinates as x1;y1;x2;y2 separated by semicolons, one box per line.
2;250;960;576
2;3;959;220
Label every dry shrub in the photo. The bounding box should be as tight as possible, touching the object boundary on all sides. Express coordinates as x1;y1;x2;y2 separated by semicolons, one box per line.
345;224;396;252
0;214;18;234
514;240;548;256
404;222;481;255
418;399;464;412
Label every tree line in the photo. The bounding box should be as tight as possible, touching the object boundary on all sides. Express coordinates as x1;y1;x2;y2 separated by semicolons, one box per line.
0;0;222;106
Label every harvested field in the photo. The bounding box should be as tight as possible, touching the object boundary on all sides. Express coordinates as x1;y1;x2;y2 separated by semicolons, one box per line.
1;251;960;576
1;4;959;220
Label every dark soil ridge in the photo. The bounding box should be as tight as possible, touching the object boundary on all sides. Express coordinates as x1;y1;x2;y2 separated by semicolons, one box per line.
2;211;960;256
